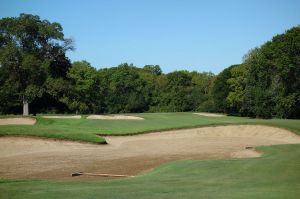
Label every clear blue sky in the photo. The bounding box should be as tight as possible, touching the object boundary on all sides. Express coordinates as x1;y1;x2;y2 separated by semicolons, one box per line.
1;0;299;74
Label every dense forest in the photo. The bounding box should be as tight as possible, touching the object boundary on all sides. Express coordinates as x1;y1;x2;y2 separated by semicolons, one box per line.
0;14;299;118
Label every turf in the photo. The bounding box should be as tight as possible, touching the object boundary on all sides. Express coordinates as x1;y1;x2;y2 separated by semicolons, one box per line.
0;113;300;198
0;145;299;199
0;112;300;143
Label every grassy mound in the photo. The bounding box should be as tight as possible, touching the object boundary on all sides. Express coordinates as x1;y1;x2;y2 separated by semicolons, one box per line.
0;113;300;143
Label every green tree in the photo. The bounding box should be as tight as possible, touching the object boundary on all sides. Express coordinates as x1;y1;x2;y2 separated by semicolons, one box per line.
190;72;216;112
99;63;149;113
211;66;233;113
243;26;300;118
0;14;72;115
157;71;194;112
61;61;99;114
143;65;162;75
226;64;247;115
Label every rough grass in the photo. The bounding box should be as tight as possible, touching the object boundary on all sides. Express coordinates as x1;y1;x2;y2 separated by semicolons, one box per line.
0;113;300;143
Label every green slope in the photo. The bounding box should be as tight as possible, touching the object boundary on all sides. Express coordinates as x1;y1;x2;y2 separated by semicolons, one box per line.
0;113;300;143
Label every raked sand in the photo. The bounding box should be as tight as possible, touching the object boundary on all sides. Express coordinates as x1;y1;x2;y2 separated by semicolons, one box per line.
194;112;226;117
0;125;300;180
0;118;36;125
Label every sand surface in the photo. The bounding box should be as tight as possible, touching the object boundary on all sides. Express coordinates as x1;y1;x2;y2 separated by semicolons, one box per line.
0;125;300;180
194;112;226;117
87;115;144;120
0;118;36;125
41;115;81;119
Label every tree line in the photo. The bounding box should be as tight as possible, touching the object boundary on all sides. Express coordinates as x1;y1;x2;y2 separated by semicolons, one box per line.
212;26;300;118
0;14;299;118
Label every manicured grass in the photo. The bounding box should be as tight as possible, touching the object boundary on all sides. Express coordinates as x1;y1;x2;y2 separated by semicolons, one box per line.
0;116;106;143
0;144;299;199
0;112;300;143
0;113;300;198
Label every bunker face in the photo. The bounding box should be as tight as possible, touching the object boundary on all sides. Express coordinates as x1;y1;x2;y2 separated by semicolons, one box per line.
87;115;144;120
0;118;36;125
0;125;300;180
194;112;226;117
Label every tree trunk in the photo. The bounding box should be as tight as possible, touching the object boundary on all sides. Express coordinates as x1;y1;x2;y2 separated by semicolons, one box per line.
23;96;29;116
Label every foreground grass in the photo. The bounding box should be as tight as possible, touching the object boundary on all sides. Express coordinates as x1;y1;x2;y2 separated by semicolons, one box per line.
0;113;300;198
0;112;300;143
1;144;299;199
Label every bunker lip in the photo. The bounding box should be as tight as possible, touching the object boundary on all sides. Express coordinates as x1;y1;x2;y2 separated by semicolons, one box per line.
1;125;300;181
0;134;108;145
193;112;226;117
0;117;36;125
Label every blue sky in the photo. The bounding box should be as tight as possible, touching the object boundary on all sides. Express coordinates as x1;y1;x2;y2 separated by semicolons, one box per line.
1;0;299;74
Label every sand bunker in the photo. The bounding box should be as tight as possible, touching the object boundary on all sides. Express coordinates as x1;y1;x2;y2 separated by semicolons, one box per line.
0;125;300;180
87;115;144;120
41;115;81;119
0;118;36;125
194;112;226;117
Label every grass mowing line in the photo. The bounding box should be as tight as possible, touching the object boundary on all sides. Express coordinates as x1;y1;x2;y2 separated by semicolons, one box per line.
1;112;300;143
0;134;108;145
0;115;35;119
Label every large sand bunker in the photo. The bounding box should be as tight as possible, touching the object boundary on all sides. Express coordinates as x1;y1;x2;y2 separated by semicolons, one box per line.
194;112;226;117
0;125;300;180
41;115;81;119
0;118;36;125
87;115;144;120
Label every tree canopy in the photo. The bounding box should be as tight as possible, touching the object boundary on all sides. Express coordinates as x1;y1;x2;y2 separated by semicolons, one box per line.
212;26;300;118
0;13;72;115
0;14;299;118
